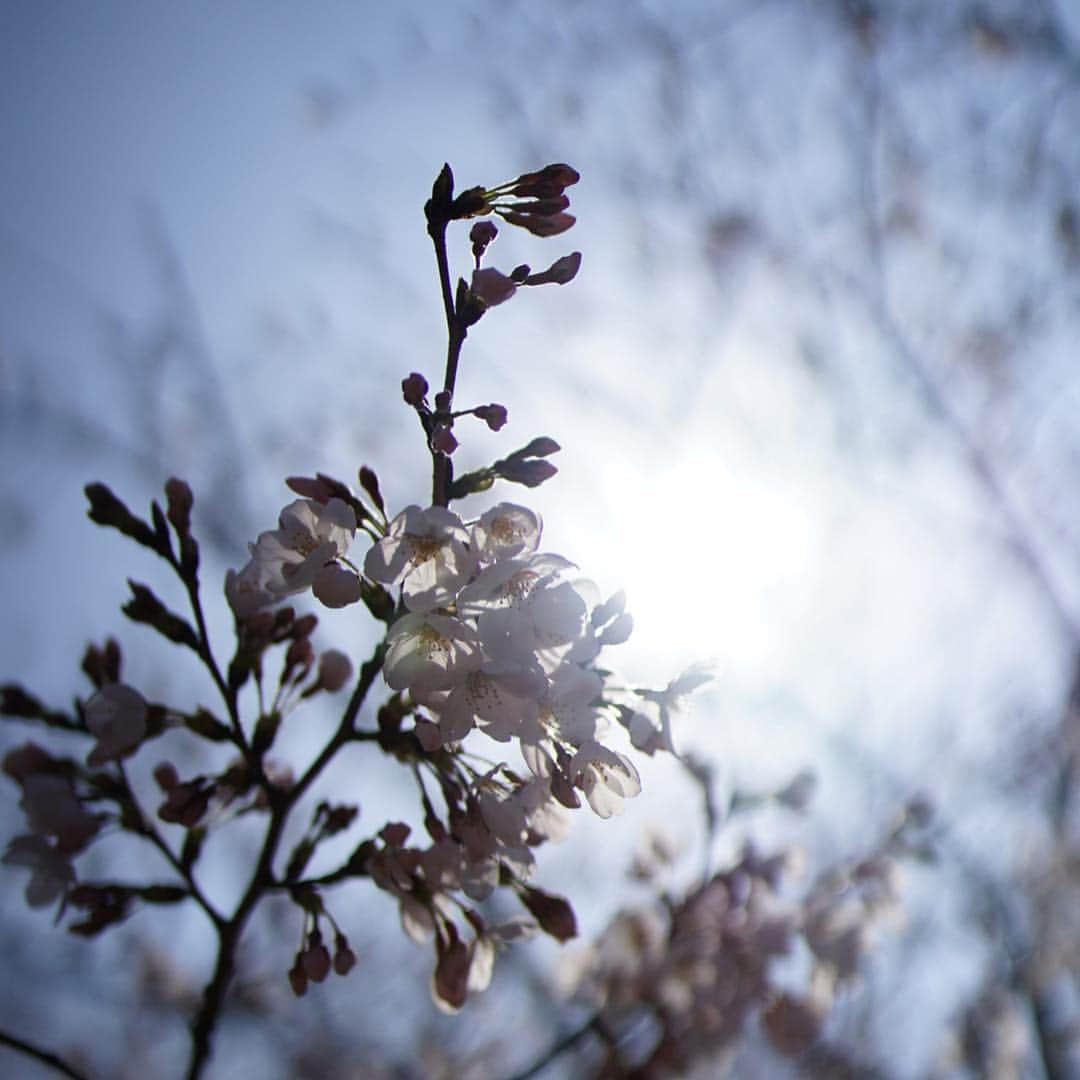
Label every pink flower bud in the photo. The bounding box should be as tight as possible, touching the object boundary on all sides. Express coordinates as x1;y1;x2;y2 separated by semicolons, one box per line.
288;957;308;997
316;649;352;692
312;564;362;609
2;743;56;783
433;933;471;1012
153;762;179;791
470;267;518;307
510;163;580;198
499;210;575;237
497;458;557;487
432;427;458;455
523;252;582;286
401;372;428;407
474;404;508;431
518;885;577;942
302;939;331;983
333;937;357;976
434;390;452;412
380;822;411;847
470;220;498;260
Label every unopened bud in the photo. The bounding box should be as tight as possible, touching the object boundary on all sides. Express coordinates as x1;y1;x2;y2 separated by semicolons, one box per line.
288;956;308;997
333;936;357;976
497;458;557;488
153;762;179;791
510;163;580;198
474;404;508;432
316;650;352;692
303;936;332;983
164;478;193;534
470;267;517;308
470;220;498;260
432;427;458;455
500;210;576;237
519;885;577;942
401;372;428;407
523;252;582;287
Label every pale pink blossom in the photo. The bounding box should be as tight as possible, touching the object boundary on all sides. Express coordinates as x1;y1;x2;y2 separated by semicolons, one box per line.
19;774;101;851
311;563;362;609
365;505;478;613
471;503;542;561
250;497;356;597
440;666;547;744
3;835;75;909
475;782;528;847
517;776;572;843
568;741;642;818
628;662;715;756
461;555;588;666
224;560;275;620
467;933;497;993
537;663;604;746
457;553;574;614
84;683;148;766
383;613;481;694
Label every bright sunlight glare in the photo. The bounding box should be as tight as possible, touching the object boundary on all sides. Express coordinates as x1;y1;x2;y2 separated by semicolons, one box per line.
591;449;823;680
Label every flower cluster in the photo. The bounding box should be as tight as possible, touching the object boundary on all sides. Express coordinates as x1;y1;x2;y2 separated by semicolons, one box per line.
366;501;643;818
213;487;668;1010
569;796;933;1074
226;496;364;616
2;742;101;909
0;160;725;1076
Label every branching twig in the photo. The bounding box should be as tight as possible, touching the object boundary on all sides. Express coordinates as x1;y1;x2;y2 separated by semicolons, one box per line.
0;1028;90;1080
183;639;388;1079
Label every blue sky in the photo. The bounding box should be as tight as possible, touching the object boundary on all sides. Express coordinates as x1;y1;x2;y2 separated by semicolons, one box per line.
3;2;1080;1075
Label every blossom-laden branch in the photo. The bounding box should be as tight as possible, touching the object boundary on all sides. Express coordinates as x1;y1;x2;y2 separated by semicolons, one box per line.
0;161;711;1080
515;791;934;1078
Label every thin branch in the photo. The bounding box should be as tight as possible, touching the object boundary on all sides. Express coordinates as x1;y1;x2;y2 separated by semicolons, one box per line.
183;639;388;1079
426;205;467;508
508;1014;605;1080
117;761;222;927
0;1029;90;1080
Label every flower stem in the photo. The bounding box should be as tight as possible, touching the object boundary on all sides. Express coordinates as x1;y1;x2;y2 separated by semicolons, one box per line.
427;214;466;508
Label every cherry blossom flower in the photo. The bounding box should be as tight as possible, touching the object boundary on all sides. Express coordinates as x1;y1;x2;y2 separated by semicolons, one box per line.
625;662;715;756
537;663;604;746
250;497;357;598
457;552;573;613
84;683;148;767
365;505;478;613
2;835;75;909
458;554;588;668
567;741;642;818
383;613;481;694
225;560;275;620
518;777;573;843
19;773;101;851
471;503;542;561
436;665;547;744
